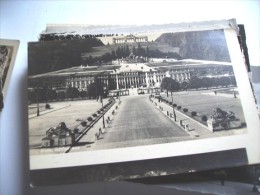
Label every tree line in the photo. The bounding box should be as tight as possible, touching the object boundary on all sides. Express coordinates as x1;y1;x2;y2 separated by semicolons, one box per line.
83;43;181;66
28;38;104;75
161;75;237;96
28;79;109;103
39;33;122;41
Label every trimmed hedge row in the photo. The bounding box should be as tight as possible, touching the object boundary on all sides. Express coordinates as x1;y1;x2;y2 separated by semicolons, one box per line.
81;121;87;126
161;97;206;122
183;108;188;112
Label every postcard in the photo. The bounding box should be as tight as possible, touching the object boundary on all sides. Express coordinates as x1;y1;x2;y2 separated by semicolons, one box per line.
28;20;260;186
0;39;19;110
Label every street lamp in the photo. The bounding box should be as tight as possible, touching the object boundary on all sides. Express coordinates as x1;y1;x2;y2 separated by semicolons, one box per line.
228;75;236;98
171;92;176;122
170;81;176;122
36;87;40;116
101;86;106;129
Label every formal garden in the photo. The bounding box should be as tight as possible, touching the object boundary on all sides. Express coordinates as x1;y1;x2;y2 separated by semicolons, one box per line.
159;90;246;128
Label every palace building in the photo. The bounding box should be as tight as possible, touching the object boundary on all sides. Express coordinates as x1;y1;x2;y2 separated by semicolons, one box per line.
28;59;233;98
112;35;148;44
29;59;192;93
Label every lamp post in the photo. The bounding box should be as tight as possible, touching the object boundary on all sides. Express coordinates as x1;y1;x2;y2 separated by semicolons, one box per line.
170;81;176;122
228;75;236;98
36;87;40;116
101;86;106;129
171;92;176;122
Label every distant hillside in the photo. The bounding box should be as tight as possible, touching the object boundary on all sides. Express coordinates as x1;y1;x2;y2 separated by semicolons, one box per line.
28;38;104;75
155;30;231;62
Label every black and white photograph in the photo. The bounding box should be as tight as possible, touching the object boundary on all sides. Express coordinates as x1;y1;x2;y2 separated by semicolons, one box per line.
1;1;260;194
28;24;260;184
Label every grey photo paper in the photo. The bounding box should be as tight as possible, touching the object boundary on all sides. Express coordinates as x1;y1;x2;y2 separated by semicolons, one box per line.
28;20;260;186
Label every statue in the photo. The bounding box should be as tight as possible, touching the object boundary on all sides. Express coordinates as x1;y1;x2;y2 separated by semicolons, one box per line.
207;108;241;131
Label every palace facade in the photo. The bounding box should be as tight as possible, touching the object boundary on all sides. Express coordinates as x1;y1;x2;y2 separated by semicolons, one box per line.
29;60;192;93
28;59;233;98
112;35;148;44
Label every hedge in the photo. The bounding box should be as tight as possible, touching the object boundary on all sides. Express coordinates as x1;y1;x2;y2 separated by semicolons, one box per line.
201;115;208;121
183;108;188;112
45;103;51;109
191;111;197;116
81;121;87;126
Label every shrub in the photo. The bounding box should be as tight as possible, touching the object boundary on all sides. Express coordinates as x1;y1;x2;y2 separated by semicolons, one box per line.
191;111;197;116
97;111;101;114
169;102;173;105
177;106;182;109
81;121;87;127
173;104;177;107
201;115;208;121
183;108;188;112
73;128;79;133
92;113;97;117
87;117;93;121
100;108;104;112
45;103;51;109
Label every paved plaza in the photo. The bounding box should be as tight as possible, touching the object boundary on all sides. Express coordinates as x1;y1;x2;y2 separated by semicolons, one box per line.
29;88;247;154
89;95;191;150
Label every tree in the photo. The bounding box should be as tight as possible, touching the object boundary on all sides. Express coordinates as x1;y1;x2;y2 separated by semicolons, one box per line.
132;46;137;56
219;77;230;87
102;53;112;64
87;79;106;99
161;77;179;97
161;77;171;96
145;46;150;58
180;81;189;90
189;76;202;90
116;46;122;58
66;87;79;100
124;45;131;57
201;77;211;89
170;79;180;94
111;50;116;60
229;76;237;87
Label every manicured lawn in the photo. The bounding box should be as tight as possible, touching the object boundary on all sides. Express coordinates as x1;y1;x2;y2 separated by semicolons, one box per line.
161;90;246;124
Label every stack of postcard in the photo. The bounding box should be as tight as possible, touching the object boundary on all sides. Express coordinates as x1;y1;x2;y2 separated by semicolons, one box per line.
28;19;260;186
